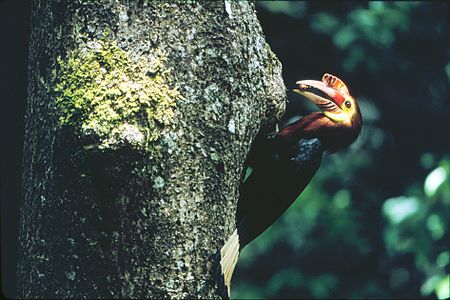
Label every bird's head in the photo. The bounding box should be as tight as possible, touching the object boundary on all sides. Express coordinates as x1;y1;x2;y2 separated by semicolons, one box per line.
282;73;362;151
293;73;361;130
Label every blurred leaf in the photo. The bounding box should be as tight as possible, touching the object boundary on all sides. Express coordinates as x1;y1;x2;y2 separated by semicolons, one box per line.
311;12;339;34
435;251;449;268
333;25;356;49
424;166;447;197
426;214;445;240
243;167;253;182
382;196;420;225
267;269;302;296
310;274;338;298
258;1;307;18
421;274;450;299
332;189;351;209
420;153;436;170
368;2;385;11
435;275;450;299
421;274;442;296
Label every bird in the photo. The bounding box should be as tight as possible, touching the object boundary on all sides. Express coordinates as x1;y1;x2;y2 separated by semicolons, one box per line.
216;73;362;299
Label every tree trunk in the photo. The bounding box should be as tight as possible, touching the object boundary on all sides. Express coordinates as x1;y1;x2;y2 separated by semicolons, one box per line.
17;0;285;298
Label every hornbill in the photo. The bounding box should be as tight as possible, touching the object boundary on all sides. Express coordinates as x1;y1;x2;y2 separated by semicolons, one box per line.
216;73;362;298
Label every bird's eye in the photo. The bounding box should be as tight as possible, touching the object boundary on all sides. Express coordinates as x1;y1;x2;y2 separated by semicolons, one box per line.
344;100;352;109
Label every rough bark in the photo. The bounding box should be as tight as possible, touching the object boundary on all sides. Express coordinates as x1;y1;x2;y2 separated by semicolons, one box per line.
17;0;285;298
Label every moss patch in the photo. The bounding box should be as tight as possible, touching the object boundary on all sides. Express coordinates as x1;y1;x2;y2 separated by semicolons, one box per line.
55;37;181;149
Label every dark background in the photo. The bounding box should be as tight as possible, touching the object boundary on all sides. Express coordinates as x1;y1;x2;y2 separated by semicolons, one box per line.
1;0;30;298
232;2;449;299
1;1;449;299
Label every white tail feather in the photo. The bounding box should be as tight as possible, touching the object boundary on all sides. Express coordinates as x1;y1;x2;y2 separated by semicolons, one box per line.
219;229;240;297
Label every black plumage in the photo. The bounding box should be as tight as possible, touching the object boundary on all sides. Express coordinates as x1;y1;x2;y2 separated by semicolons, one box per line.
237;136;324;248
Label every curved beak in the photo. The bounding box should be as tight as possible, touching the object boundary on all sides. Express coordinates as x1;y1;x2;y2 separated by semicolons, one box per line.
293;80;343;115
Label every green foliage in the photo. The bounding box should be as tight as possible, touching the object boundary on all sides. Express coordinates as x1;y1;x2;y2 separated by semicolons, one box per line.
383;159;450;299
233;2;448;299
54;35;181;149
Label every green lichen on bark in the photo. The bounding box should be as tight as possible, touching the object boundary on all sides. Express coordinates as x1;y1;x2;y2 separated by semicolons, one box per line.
54;35;181;149
19;1;286;298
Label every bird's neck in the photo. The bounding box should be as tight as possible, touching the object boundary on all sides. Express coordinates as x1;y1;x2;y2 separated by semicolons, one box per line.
277;112;355;152
277;113;331;143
